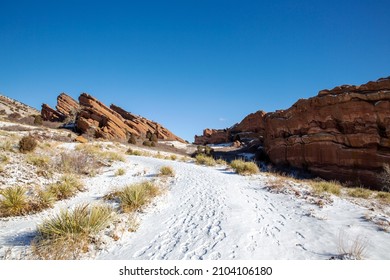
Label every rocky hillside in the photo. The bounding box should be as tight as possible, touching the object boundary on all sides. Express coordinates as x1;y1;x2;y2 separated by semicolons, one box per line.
195;77;390;188
0;94;40;118
42;93;185;143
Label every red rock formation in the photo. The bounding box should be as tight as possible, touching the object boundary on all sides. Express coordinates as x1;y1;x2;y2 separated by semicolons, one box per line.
264;77;390;188
110;104;185;142
56;93;79;117
75;94;185;142
41;103;65;122
194;129;230;145
233;110;266;133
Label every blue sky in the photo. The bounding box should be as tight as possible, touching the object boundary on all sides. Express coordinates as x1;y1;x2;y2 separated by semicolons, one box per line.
1;0;389;141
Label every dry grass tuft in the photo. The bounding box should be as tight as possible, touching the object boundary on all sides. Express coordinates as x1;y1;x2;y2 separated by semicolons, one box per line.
48;174;85;200
311;181;341;196
338;230;368;260
195;154;216;166
26;154;50;168
159;166;175;177
346;188;373;199
105;181;160;213
0;186;30;217
170;155;177;161
115;168;126;176
32;204;114;259
375;192;390;204
126;148;143;156
230;159;260;175
56;151;99;176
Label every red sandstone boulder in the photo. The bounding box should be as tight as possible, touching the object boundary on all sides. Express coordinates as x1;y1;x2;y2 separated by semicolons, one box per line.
194;129;230;145
56;93;79;117
41;103;65;122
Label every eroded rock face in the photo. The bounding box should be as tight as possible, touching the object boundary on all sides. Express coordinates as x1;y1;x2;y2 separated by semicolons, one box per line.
194;129;230;145
110;104;185;142
41;103;65;122
56;93;79;117
264;77;390;188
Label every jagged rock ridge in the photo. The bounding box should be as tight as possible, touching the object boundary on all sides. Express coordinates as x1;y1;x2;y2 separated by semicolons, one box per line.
41;93;185;143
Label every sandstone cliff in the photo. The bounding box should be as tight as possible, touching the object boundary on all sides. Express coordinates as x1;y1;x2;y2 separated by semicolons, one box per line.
194;77;390;188
264;77;390;188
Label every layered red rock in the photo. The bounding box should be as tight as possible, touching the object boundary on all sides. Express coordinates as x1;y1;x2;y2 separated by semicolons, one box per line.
264;77;390;188
76;93;185;142
41;103;65;122
194;129;230;145
233;110;266;133
56;93;79;117
110;104;185;142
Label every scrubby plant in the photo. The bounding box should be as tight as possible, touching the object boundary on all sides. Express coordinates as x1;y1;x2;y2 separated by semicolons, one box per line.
195;154;216;166
230;159;260;175
33;204;114;259
26;154;50;168
115;168;126;176
0;154;9;164
376;191;390;204
0;186;30;217
170;154;177;161
311;181;341;196
106;181;159;213
380;164;390;192
128;134;137;145
143;140;152;147
19;135;37;153
338;231;368;260
48;174;84;200
126;148;143;156
159;166;175;177
150;133;158;143
33;115;43;125
216;158;227;165
57;151;98;176
0;140;14;152
347;188;372;199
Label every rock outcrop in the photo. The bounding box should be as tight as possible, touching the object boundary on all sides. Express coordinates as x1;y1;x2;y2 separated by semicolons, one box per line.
194;111;267;145
42;92;185;143
264;77;390;188
56;93;79;117
41;103;65;122
41;93;79;122
194;129;230;145
195;77;390;188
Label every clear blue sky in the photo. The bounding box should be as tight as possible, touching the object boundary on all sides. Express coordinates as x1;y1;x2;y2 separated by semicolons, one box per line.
1;0;389;141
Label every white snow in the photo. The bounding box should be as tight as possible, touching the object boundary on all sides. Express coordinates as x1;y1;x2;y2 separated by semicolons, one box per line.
1;155;390;260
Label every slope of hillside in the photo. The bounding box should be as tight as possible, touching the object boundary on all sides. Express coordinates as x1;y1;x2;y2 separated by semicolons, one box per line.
0;94;40;118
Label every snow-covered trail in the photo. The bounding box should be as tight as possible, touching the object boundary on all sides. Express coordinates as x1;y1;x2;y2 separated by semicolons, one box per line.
98;157;390;260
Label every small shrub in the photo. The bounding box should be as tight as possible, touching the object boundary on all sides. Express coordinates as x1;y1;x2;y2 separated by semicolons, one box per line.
0;140;14;152
347;188;372;199
338;231;368;260
19;135;37;153
49;174;84;200
33;204;114;259
216;158;227;165
115;168;126;176
57;151;98;175
170;155;177;161
0;154;9;164
34;189;56;210
230;159;260;175
150;134;158;143
128;134;137;145
102;151;125;162
108;181;159;213
126;148;143;156
195;154;216;166
33;115;43;125
376;192;390;204
380;164;390;192
26;154;50;168
0;186;30;217
142;140;152;147
159;166;175;177
311;181;341;196
151;141;156;147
